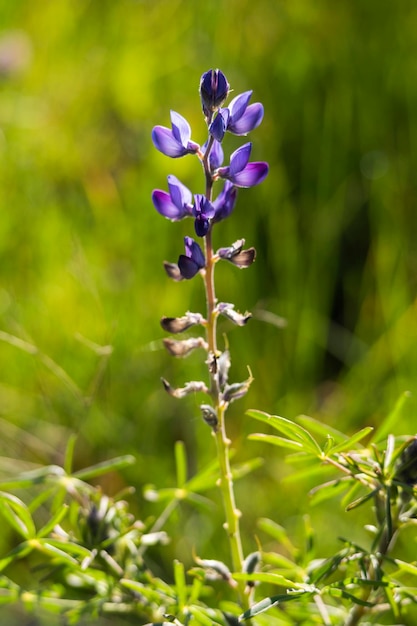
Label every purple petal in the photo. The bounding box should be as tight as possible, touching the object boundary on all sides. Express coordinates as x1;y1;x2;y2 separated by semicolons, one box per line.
152;189;186;220
209;109;230;142
202;139;224;170
184;236;205;268
228;91;252;123
229;162;269;188
168;175;192;212
170;110;191;146
152;126;187;158
229;103;264;135
178;256;200;279
229;143;252;176
212;181;237;222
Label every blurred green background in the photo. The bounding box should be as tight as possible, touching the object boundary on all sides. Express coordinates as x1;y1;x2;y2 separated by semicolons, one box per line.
1;0;417;621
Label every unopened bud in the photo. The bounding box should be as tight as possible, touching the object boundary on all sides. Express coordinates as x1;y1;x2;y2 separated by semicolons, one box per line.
200;69;230;121
200;404;218;431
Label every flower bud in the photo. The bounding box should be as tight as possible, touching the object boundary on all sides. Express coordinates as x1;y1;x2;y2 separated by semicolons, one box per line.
200;404;218;431
200;69;230;121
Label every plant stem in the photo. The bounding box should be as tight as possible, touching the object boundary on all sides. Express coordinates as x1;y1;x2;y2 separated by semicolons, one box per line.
202;144;247;603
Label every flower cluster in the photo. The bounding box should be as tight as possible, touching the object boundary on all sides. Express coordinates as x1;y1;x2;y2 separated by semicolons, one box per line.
152;68;268;281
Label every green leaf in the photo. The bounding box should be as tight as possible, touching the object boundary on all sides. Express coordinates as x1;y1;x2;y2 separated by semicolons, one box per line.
248;433;303;451
174;559;187;609
0;542;33;573
345;488;378;511
327;427;373;455
239;591;309;620
0;465;65;489
36;504;69;538
234;572;299;587
0;492;36;539
73;455;135;480
309;478;351;505
175;441;187;488
247;410;322;456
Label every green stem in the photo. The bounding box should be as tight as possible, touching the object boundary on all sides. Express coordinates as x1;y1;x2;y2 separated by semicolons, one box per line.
201;143;247;605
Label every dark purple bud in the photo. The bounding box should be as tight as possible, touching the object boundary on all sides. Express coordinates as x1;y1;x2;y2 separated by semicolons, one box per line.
227;91;264;135
163;337;207;357
217;302;252;326
200;69;230;120
152;175;193;221
163;261;183;281
161;378;209;398
200;404;218;431
217;143;269;188
160;311;206;334
193;195;216;237
209;108;230;142
212;181;237;223
178;236;206;279
152;111;200;158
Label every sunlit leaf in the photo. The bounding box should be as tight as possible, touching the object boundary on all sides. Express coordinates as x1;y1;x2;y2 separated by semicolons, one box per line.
248;433;303;451
72;455;135;480
0;492;36;539
247;410;322;455
327;427;373;455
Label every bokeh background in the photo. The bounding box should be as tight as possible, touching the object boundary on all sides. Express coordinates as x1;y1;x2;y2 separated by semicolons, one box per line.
1;0;417;622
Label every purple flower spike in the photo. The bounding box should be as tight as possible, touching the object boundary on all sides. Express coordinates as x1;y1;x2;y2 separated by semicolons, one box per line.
227;91;264;136
152;175;193;220
212;181;238;223
200;69;230;119
178;236;206;279
217;143;269;188
193;195;216;237
152;111;200;158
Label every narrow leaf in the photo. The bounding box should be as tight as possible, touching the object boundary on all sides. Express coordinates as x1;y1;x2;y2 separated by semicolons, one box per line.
328;427;373;455
175;441;187;488
372;390;412;443
248;433;303;451
73;455;135;480
0;492;36;539
247;410;322;455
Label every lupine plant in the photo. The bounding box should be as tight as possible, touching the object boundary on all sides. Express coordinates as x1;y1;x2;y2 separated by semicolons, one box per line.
1;69;417;626
151;69;268;600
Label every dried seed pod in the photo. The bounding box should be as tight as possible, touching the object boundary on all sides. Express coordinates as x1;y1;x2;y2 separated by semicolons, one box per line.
160;312;206;334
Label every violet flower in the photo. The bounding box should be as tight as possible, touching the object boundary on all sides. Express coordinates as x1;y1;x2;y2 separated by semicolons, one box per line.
202;138;224;170
178;236;206;279
152;175;193;221
216;143;269;188
227;91;264;136
152;111;200;158
193;195;216;237
212;181;238;223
